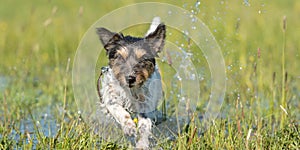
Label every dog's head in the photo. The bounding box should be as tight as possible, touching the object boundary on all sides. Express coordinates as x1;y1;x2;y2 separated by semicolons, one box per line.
97;24;166;88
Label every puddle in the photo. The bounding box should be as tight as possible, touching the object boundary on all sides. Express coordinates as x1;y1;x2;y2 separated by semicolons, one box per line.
0;109;58;149
0;76;9;92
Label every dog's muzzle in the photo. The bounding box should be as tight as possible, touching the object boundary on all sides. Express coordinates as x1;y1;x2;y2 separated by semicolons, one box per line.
126;75;136;88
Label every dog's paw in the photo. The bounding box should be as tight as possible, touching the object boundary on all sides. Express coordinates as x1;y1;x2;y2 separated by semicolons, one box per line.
135;118;151;150
135;139;150;150
137;118;152;134
122;119;137;136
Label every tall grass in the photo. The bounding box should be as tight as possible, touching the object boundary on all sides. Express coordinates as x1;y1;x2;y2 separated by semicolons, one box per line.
280;16;288;128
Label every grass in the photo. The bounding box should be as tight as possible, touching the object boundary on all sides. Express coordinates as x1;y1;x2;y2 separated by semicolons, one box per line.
281;16;287;128
0;0;300;149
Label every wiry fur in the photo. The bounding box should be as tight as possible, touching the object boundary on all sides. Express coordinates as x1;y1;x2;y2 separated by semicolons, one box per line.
97;19;166;149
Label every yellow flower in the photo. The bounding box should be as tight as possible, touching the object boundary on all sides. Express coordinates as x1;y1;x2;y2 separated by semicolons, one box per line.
133;118;138;124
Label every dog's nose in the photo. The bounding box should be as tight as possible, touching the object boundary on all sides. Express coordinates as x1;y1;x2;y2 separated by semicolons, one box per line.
126;75;136;86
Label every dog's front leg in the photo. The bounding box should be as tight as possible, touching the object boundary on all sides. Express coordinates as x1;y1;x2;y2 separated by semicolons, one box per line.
105;103;137;137
136;116;152;149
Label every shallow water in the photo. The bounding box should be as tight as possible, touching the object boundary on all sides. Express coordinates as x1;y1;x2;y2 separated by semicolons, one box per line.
1;114;57;149
0;76;9;93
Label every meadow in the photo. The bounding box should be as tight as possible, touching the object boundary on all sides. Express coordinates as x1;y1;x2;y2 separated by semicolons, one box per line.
0;0;299;149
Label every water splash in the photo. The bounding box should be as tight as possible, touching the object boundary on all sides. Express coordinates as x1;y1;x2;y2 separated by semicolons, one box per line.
243;0;251;7
194;0;201;13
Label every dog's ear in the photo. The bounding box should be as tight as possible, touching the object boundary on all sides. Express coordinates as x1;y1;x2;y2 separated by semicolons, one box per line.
96;27;123;47
145;23;166;55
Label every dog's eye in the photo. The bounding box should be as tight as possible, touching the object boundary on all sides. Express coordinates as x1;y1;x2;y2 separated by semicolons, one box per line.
139;58;155;67
115;54;126;61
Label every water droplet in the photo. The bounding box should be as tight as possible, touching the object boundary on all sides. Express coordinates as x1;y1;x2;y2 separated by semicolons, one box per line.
168;10;172;15
177;75;182;81
190;9;195;14
191;26;196;30
181;96;186;101
247;88;251;92
190;74;196;80
191;17;197;22
186;52;193;57
243;0;250;6
183;30;189;36
227;65;232;70
195;1;201;8
258;10;261;14
199;76;204;81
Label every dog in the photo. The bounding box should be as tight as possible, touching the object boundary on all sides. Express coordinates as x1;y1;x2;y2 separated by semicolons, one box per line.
96;18;165;149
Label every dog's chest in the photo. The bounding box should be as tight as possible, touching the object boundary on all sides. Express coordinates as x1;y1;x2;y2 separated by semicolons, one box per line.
99;66;163;113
